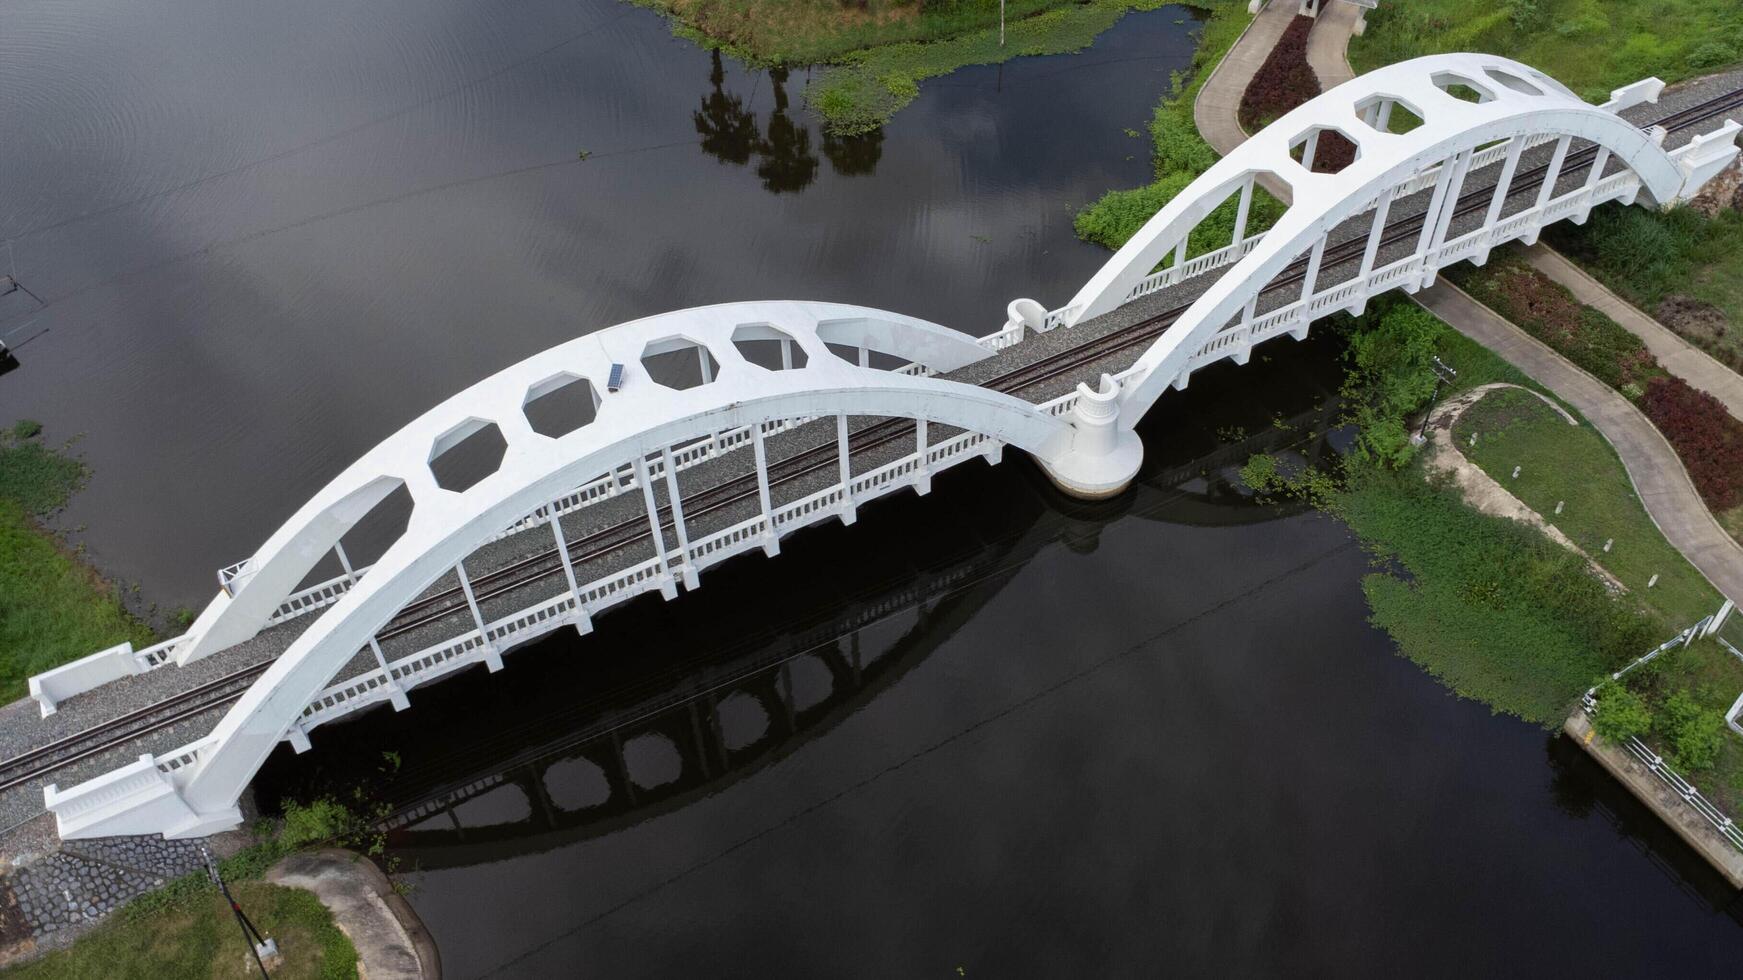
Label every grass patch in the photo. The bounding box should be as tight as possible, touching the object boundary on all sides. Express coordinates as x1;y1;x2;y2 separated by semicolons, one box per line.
1451;387;1720;626
2;880;357;980
1349;0;1743;102
1606;636;1743;816
0;423;155;702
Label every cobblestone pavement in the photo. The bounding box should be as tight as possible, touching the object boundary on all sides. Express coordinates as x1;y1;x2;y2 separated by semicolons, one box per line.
0;831;206;953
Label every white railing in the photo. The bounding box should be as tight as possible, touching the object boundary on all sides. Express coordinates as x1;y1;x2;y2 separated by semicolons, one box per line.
1125;231;1269;304
1580;612;1743;854
290;411;1015;737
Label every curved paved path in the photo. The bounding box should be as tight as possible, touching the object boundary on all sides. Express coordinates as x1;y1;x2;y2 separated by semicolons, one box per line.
1192;0;1742;602
1419;282;1743;602
1524;244;1743;420
1192;1;1297;198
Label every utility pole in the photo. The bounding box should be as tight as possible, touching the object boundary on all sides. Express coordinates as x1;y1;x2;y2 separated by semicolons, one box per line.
1000;0;1005;47
203;845;276;980
1412;355;1458;444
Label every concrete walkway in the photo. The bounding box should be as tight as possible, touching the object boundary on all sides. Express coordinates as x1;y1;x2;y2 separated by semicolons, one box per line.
1192;0;1297;197
266;849;439;980
1305;1;1360;89
1193;1;1364;202
1523;244;1743;420
1418;282;1743;602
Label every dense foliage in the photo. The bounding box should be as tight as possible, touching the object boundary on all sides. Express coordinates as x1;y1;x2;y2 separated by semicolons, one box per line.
1349;0;1743;102
1638;376;1743;511
1237;15;1317;131
1546;203;1743;373
1239;298;1663;723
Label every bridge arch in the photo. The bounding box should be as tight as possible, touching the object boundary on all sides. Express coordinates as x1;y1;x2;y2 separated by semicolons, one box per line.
136;301;1076;834
1050;53;1734;426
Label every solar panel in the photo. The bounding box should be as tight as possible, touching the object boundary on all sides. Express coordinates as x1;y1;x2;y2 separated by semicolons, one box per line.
607;362;625;393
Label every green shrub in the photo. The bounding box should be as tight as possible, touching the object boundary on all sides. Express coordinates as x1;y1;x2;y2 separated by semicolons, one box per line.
1590;681;1653;743
1340;301;1443;467
1656;690;1726;771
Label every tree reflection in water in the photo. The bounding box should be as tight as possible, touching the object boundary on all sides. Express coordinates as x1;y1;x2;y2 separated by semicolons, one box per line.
693;52;881;191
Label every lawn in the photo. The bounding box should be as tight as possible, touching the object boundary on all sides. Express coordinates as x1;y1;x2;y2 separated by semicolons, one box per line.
1348;0;1743;102
0;423;155;702
1;881;357;980
1451;387;1720;628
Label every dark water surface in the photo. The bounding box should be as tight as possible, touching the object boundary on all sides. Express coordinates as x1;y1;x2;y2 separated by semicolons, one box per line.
7;0;1743;974
0;0;1190;607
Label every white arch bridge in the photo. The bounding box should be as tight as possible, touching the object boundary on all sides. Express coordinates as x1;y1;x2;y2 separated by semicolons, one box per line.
34;54;1738;838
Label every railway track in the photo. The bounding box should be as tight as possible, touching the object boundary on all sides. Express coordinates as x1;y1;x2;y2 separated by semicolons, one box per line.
7;85;1739;798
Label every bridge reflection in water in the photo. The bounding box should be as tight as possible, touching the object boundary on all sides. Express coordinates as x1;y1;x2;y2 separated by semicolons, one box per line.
253;332;1346;867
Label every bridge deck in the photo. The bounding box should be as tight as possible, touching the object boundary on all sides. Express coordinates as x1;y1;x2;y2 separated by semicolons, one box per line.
7;74;1738;834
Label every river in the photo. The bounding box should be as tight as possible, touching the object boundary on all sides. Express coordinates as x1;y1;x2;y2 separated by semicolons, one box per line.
5;0;1743;974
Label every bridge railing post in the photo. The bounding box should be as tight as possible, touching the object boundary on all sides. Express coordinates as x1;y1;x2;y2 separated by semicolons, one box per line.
548;512;590;634
1524;135;1571;244
914;418;931;496
836;413;857;525
751;421;779;557
453;560;501;672
633;454;679;600
661;445;699;590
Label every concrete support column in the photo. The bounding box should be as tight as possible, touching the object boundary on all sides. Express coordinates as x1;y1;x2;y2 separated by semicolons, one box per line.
1230;176;1254;249
1419;149;1472;288
454;560;501;671
365;636;410;710
661;445;699;590
1353;185;1395;314
1171;236;1189;273
836;413;856;525
333;542;357;586
634;454;678;600
548;512;590;634
1577;147;1612;222
1525;135;1571;244
1042;374;1142;499
752;421;779;557
1479;136;1526;263
914;417;932;495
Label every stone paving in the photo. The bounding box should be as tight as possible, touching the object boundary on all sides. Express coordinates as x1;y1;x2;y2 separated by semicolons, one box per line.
0;831;206;952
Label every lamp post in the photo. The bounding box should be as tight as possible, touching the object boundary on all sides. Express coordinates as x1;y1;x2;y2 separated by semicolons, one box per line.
1000;0;1005;47
1412;355;1458;445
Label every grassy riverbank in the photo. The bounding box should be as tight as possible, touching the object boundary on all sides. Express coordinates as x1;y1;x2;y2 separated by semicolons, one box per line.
1349;0;1743;101
1242;299;1673;724
1073;1;1287;251
1451;249;1743;540
0;422;155;702
2;801;376;979
809;0;1192;134
3;881;356;980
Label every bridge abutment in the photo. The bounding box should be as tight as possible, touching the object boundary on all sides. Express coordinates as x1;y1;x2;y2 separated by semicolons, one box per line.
1039;375;1144;500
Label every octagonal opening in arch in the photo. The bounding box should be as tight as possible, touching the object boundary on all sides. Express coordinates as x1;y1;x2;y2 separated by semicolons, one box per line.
1431;71;1495;105
814;317;916;371
1352;93;1424;135
1483;67;1543;97
523;372;599;438
640;335;722;390
429;417;508;493
731;323;809;371
1288;123;1359;175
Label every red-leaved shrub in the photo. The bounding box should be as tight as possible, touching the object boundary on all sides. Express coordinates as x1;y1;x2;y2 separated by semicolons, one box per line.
1639;377;1743;511
1238;17;1354;173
